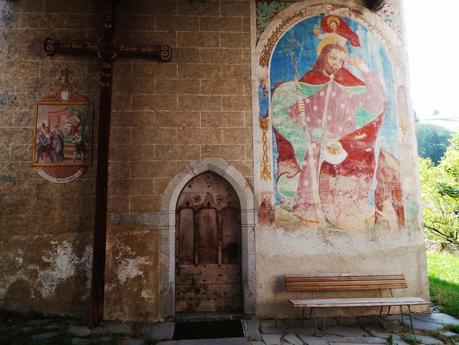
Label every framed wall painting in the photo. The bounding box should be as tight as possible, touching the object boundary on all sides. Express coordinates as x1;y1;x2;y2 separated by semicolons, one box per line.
32;71;93;183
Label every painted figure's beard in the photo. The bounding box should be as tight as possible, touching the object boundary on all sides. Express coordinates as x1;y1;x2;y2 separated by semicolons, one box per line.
324;64;342;77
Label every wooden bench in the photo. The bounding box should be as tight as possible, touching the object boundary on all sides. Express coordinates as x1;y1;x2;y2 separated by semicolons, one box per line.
285;274;430;334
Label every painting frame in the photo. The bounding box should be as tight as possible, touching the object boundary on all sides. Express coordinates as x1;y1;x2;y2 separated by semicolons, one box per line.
32;71;93;183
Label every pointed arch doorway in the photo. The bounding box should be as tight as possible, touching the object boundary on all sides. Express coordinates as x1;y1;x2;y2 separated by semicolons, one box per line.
175;172;242;313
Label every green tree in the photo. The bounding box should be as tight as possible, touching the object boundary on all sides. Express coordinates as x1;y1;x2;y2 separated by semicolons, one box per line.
419;135;459;246
416;123;453;164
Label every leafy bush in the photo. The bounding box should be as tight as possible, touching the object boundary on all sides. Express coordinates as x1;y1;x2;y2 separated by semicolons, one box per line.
419;135;459;246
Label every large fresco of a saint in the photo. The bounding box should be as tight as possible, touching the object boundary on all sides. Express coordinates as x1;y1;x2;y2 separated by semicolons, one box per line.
269;14;404;230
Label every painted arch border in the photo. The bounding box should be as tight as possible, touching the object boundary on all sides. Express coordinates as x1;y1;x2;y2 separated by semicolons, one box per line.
256;3;401;73
158;158;256;319
251;2;410;218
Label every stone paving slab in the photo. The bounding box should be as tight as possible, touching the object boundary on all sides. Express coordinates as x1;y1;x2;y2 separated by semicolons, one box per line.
364;337;387;344
414;313;459;326
243;319;262;341
176;337;250;345
283;333;303;345
378;333;409;345
122;339;145;345
385;312;459;331
262;326;287;335
68;325;92;337
330;343;368;345
323;335;367;342
372;335;409;345
413;335;444;345
30;331;60;340
284;326;316;336
402;319;445;331
20;326;35;333
92;320;134;335
324;326;370;338
141;322;175;340
298;335;330;345
440;331;458;338
43;323;62;330
71;339;92;345
99;336;115;342
262;333;282;345
26;318;57;326
3;312;458;345
392;340;410;345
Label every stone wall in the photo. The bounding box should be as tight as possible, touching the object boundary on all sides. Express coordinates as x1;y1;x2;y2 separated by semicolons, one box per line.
104;0;253;322
0;0;428;324
0;0;253;321
251;0;429;318
0;0;101;316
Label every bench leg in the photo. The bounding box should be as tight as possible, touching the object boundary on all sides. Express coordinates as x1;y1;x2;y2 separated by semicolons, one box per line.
313;308;318;336
302;308;305;327
408;305;413;332
322;308;326;332
399;306;405;329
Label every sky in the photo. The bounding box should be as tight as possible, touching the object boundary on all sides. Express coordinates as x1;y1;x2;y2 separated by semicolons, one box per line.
404;0;459;120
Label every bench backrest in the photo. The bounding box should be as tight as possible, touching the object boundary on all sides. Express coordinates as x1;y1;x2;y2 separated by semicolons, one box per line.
285;274;407;292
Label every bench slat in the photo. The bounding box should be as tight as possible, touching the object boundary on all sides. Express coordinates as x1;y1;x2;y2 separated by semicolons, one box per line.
289;297;430;308
287;285;410;292
285;274;407;292
285;275;404;282
286;280;407;286
286;283;407;291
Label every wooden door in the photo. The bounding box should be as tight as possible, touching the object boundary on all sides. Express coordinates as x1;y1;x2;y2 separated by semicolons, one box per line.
175;172;242;313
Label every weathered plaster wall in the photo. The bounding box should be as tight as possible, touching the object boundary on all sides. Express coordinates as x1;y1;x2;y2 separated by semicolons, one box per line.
1;0;427;324
255;229;428;317
104;224;160;321
0;0;254;321
0;0;100;315
251;0;428;318
99;0;254;322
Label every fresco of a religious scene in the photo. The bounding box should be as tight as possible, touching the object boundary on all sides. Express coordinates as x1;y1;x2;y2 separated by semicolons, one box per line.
33;104;91;165
268;14;404;231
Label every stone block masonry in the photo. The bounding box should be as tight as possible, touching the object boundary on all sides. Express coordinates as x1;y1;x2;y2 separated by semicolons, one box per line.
109;0;253;216
0;0;253;322
0;0;100;317
105;1;253;321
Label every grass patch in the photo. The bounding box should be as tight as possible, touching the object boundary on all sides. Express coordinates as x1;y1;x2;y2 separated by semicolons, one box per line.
446;324;459;333
401;334;421;345
427;251;459;318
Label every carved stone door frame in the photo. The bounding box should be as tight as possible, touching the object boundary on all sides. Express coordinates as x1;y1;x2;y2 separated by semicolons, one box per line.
159;158;255;319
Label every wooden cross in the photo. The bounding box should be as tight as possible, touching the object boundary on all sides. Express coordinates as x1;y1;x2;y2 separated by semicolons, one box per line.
43;0;172;327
